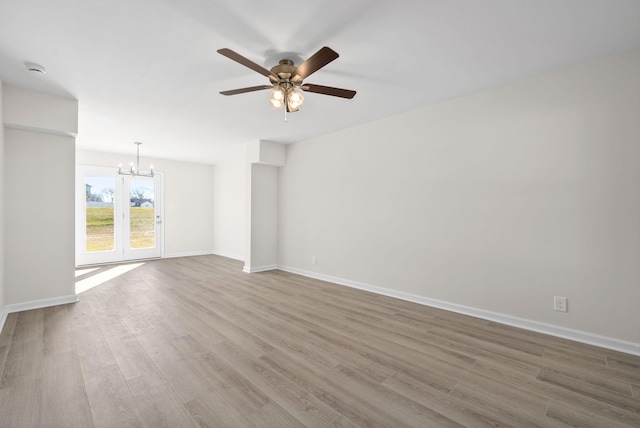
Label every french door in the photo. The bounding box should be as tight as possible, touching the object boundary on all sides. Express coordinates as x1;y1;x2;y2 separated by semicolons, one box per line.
76;165;162;266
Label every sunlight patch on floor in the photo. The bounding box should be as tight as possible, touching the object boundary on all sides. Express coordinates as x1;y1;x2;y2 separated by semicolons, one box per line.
75;267;99;277
75;263;145;294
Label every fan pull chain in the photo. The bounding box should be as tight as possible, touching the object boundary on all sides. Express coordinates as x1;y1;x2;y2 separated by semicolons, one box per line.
284;95;288;122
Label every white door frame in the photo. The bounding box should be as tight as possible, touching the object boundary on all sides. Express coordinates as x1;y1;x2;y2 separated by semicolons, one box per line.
76;165;163;266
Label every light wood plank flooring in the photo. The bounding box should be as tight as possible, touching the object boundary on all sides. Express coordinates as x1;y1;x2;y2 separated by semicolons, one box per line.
1;255;639;427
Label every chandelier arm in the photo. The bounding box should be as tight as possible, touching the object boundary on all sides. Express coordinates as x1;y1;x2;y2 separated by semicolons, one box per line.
117;142;154;177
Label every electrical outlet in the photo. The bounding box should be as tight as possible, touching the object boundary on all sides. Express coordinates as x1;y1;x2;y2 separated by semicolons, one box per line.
554;296;568;312
311;256;317;265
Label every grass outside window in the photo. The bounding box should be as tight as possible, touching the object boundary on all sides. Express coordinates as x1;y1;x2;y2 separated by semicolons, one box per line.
86;206;155;252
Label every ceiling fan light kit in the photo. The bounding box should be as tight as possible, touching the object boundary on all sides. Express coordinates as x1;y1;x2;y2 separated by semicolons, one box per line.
269;86;285;109
287;89;304;110
218;46;356;117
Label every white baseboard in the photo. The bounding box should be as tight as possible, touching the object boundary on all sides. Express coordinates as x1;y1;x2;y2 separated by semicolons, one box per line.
243;264;278;273
211;250;244;262
163;250;216;259
0;308;7;336
278;265;640;357
0;294;79;334
5;294;79;313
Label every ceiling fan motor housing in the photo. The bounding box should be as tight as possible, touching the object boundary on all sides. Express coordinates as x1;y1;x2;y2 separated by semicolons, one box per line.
270;59;297;90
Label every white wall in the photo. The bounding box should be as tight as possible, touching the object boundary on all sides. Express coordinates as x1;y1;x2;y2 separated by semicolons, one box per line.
0;81;5;316
2;85;78;136
245;163;278;271
242;140;285;271
278;49;640;346
212;153;245;260
3;85;78;307
76;150;215;258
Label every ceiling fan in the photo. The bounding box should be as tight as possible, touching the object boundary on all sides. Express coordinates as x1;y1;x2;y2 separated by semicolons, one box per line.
217;46;356;113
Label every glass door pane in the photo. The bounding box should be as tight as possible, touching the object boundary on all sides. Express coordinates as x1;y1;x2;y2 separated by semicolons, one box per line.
122;174;162;261
85;176;116;252
129;178;155;249
77;166;124;265
77;165;162;266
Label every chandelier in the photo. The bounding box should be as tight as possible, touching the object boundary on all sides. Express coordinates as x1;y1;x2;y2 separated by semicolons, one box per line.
118;142;154;177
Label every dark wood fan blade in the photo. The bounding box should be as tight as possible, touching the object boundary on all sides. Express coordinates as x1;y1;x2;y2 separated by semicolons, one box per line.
302;84;356;99
220;85;273;96
217;48;279;82
291;47;339;82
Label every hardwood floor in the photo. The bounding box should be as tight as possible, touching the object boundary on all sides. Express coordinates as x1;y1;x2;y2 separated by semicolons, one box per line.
1;255;639;427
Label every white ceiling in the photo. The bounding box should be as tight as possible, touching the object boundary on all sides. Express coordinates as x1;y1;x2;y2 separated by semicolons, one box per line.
1;0;640;164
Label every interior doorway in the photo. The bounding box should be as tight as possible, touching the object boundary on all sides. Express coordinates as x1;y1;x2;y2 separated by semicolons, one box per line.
76;165;163;265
